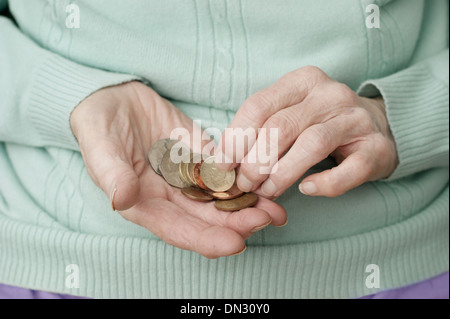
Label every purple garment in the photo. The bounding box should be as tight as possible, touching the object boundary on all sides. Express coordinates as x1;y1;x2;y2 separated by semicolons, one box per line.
1;271;448;299
0;284;87;299
359;272;449;299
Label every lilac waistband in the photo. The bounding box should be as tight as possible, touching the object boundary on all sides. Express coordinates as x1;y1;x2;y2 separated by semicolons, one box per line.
0;272;448;299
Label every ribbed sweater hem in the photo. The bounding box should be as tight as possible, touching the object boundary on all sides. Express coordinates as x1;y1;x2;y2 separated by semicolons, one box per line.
1;187;448;299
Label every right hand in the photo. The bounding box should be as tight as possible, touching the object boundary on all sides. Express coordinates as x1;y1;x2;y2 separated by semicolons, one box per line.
70;81;287;258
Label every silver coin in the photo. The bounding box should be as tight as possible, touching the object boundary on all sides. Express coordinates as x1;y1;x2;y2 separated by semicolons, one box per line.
159;145;192;188
148;139;179;175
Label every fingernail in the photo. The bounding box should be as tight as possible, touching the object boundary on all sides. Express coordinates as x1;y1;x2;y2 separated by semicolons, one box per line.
110;185;117;211
261;179;277;197
237;174;253;192
251;219;272;233
230;246;247;256
299;181;317;195
275;219;288;227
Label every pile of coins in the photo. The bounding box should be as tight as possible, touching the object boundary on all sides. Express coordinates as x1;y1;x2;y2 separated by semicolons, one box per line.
148;139;258;211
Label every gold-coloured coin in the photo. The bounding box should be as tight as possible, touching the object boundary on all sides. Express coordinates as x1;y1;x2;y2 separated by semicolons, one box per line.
200;156;236;192
181;187;214;202
178;161;191;186
178;152;195;186
214;192;259;212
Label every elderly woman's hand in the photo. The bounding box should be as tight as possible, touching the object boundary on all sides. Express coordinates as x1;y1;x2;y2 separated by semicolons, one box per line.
70;81;287;258
216;66;399;198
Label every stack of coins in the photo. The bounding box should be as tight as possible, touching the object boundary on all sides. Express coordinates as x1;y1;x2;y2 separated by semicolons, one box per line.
148;138;258;211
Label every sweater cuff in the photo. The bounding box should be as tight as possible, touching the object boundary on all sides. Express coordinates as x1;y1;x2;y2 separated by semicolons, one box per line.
27;54;141;151
358;64;449;181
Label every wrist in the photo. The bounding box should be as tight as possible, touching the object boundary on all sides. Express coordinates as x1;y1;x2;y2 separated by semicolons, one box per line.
369;96;399;178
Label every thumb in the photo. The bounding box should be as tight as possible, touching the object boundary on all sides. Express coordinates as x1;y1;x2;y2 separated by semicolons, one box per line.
81;140;141;211
103;160;141;211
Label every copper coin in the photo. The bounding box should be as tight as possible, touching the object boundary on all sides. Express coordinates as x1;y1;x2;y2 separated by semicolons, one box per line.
181;187;214;202
185;153;203;186
208;184;244;200
214;192;259;212
192;162;208;190
187;159;200;186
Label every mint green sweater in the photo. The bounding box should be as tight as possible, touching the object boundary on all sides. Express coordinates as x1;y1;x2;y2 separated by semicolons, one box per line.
0;0;448;298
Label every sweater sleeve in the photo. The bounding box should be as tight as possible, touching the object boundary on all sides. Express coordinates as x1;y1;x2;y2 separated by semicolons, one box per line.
0;8;140;151
358;48;449;181
357;0;449;182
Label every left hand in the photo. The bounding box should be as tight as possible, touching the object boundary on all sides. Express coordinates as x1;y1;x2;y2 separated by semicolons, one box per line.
70;81;287;259
215;66;399;198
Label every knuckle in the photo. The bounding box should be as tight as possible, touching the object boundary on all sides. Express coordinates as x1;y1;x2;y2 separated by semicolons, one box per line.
265;111;298;141
240;93;271;125
298;65;326;79
239;162;265;183
331;83;357;104
349;107;376;134
244;88;278;114
294;66;329;89
373;134;392;157
314;82;353;107
300;125;333;157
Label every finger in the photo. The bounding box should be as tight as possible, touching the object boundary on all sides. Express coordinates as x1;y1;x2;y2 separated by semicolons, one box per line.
235;102;318;192
299;150;373;197
233;82;349;193
81;138;140;211
215;197;287;234
120;198;246;259
171;191;282;238
253;196;288;227
215;66;326;170
258;116;350;197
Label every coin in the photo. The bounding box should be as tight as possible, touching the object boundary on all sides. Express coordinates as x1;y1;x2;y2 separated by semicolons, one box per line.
148;139;179;175
200;156;236;192
192;162;208;190
214;192;259;212
181;187;214;202
178;152;195;186
182;153;202;186
178;161;192;186
208;184;244;200
159;146;191;188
